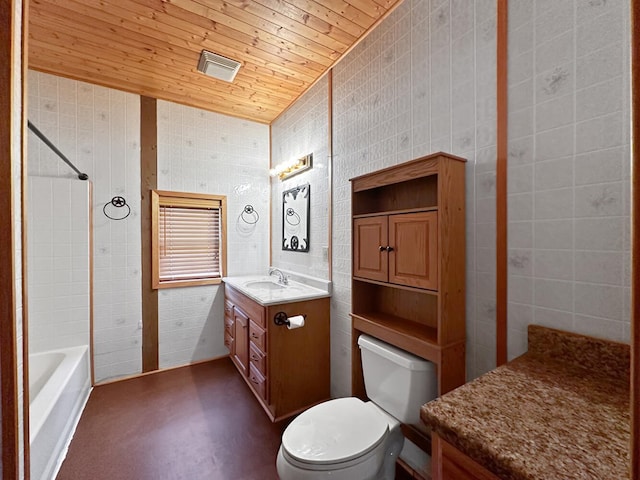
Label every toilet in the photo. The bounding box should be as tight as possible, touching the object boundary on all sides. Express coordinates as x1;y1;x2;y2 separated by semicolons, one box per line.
276;334;437;480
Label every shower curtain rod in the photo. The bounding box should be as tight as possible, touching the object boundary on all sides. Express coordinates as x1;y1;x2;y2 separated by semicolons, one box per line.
27;121;89;180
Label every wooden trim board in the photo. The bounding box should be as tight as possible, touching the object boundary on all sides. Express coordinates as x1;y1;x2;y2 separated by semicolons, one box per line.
21;0;30;475
89;181;95;385
140;96;159;372
269;123;273;268
328;68;333;281
0;1;22;476
631;0;640;477
496;0;508;367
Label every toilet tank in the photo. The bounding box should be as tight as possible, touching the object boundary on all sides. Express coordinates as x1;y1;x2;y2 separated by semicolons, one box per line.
358;334;437;425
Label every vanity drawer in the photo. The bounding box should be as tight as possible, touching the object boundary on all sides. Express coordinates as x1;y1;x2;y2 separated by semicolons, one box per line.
224;314;234;336
226;286;266;328
249;342;267;376
248;363;267;400
224;331;234;352
224;299;234;317
249;321;267;352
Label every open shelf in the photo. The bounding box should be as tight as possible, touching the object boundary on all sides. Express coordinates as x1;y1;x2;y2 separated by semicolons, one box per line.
353;276;440;295
352;175;438;215
352;206;438;219
352;312;440;363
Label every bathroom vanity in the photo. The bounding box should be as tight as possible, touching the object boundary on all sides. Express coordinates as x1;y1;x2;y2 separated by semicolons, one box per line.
223;275;331;422
421;326;630;480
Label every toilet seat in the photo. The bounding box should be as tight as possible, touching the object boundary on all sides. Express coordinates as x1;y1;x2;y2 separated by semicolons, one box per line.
281;397;389;471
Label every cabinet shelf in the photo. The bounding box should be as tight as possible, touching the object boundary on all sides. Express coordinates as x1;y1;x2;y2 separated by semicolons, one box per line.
353;276;439;295
352;206;438;219
352;312;440;363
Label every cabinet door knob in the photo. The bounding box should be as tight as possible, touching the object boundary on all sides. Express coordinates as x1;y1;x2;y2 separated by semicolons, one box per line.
379;245;385;252
386;246;394;252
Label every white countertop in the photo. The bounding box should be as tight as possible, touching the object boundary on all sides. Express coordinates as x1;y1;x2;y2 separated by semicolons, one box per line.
223;274;331;306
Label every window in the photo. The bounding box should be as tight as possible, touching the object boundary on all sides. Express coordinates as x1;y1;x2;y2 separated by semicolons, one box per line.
151;190;227;289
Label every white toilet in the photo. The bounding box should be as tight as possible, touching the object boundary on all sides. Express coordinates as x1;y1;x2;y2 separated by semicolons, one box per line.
276;334;437;480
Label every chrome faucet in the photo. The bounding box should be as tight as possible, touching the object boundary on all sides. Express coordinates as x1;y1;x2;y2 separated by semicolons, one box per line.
269;267;289;285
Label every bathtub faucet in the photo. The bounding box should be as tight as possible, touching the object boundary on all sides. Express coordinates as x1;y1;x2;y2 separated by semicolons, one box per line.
269;267;289;285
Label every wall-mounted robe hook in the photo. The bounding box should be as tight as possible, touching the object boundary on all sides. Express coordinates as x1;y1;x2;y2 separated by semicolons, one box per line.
240;204;259;224
103;196;131;220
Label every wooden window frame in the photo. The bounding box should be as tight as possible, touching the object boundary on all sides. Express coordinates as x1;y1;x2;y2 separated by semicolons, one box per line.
151;190;227;289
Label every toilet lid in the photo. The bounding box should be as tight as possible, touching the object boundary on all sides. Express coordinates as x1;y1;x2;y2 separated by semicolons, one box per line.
282;397;389;465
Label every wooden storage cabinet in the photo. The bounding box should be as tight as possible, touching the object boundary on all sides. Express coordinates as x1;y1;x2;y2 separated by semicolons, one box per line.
225;284;331;422
354;211;438;290
350;152;466;403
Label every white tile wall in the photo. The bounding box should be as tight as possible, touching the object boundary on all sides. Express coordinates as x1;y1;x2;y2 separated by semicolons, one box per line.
28;74;270;379
28;178;90;353
156;100;270;369
330;0;497;394
506;0;631;358
270;75;331;281
28;71;142;382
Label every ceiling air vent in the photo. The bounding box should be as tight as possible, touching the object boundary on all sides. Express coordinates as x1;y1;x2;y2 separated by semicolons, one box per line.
197;50;241;82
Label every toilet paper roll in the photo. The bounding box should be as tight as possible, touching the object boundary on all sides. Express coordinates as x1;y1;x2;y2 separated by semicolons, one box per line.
287;315;305;330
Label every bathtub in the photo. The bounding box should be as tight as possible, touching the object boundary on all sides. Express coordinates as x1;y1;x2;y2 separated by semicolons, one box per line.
29;346;91;480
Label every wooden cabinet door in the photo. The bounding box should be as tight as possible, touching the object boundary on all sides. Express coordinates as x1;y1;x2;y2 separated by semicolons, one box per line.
432;433;501;480
388;211;438;289
353;216;388;282
224;308;235;356
233;307;249;376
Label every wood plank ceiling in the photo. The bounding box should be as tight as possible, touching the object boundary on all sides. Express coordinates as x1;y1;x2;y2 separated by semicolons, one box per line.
28;0;403;124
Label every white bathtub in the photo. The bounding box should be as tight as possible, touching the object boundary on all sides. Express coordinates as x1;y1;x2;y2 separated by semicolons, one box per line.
29;346;91;480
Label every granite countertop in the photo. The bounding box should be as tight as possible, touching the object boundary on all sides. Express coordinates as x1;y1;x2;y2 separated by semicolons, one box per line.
421;325;630;480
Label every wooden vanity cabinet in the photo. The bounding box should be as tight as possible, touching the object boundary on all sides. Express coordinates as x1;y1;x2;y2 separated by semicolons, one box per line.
432;433;501;480
225;284;330;422
350;152;466;401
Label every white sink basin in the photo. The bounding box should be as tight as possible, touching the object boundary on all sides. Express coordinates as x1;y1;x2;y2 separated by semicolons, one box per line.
244;280;287;291
224;274;331;306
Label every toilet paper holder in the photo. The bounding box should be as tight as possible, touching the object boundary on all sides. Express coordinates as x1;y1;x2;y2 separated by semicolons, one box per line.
273;311;306;327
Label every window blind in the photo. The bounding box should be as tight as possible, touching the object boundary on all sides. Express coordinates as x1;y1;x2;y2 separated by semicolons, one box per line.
158;204;221;282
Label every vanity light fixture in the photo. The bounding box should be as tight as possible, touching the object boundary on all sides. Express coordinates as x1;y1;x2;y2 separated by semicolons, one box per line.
196;50;241;83
270;154;313;180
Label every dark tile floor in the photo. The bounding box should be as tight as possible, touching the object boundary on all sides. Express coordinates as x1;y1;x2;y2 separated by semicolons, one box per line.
56;358;286;480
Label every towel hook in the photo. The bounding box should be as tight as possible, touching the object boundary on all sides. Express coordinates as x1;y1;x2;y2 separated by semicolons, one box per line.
103;196;131;220
240;204;259;224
